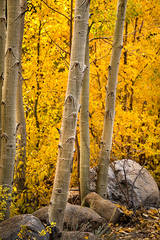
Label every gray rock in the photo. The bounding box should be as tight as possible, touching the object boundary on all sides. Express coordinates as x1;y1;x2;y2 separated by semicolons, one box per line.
0;214;49;240
33;202;105;232
107;159;160;208
64;203;105;231
33;206;49;225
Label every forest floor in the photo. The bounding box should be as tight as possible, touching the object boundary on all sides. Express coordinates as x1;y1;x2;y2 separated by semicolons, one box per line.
68;192;160;240
100;207;160;240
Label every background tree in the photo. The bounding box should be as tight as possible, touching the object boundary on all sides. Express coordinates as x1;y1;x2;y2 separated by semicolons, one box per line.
48;0;90;230
80;31;90;202
1;0;21;218
14;0;27;196
97;0;128;198
20;0;73;213
0;0;6;184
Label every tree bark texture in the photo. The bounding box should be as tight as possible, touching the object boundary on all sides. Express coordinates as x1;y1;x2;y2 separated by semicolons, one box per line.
15;0;27;193
48;0;90;230
0;0;6;184
1;0;21;218
96;0;127;199
80;33;90;202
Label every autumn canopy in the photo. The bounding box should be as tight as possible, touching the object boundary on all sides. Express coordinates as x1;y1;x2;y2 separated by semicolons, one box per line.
0;0;159;230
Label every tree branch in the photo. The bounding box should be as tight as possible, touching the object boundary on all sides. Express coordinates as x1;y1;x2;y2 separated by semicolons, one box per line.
45;29;70;55
40;0;70;22
89;36;112;43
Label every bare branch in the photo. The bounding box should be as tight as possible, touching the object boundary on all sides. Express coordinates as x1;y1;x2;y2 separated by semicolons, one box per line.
110;162;129;205
122;160;130;205
40;0;70;22
44;29;70;68
45;29;70;55
90;47;112;64
89;37;112;43
130;161;146;209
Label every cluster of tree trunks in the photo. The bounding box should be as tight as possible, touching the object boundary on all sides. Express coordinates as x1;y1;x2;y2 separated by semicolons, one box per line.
0;0;128;233
49;0;127;231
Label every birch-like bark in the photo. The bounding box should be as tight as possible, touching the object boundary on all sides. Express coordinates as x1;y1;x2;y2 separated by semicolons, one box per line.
15;0;27;193
48;0;90;230
0;0;6;184
96;0;127;198
80;33;90;202
1;0;20;218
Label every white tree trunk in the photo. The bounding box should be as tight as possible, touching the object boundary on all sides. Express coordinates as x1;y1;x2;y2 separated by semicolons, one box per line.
0;0;6;184
1;0;21;218
96;0;128;198
15;0;27;193
48;0;90;230
80;33;90;202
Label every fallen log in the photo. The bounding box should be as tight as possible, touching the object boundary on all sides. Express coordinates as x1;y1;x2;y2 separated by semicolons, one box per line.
83;192;122;223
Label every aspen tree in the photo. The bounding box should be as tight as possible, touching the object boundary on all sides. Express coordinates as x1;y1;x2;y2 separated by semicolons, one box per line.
15;0;27;193
80;32;90;202
97;0;128;198
0;0;6;184
49;0;90;230
1;0;21;218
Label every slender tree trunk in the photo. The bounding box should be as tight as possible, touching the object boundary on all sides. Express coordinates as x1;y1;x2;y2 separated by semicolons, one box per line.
70;0;73;53
96;0;127;199
0;0;6;184
15;0;27;193
129;18;138;112
123;21;128;65
34;20;41;148
1;0;20;218
15;72;26;192
123;21;128;111
133;17;138;43
75;133;81;202
48;0;90;230
80;32;90;202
